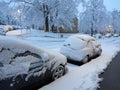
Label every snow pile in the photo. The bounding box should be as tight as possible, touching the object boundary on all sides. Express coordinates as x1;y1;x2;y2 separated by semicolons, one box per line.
6;29;28;35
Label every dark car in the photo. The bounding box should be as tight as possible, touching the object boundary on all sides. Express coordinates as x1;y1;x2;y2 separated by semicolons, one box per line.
0;36;67;90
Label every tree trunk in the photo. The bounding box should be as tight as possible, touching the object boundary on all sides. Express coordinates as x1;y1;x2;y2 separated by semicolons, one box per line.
45;16;49;32
91;22;94;36
43;4;49;32
91;28;94;36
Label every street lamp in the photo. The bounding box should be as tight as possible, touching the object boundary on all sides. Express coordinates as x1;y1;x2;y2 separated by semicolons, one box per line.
17;9;22;23
17;9;23;33
17;9;21;14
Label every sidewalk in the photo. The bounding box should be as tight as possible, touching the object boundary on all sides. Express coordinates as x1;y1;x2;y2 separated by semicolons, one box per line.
98;52;120;90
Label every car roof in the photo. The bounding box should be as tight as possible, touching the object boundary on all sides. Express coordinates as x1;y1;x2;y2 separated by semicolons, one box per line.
70;34;95;41
0;36;45;56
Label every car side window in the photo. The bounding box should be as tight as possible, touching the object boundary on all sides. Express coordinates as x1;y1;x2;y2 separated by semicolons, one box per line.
11;49;42;64
0;46;42;65
0;46;15;64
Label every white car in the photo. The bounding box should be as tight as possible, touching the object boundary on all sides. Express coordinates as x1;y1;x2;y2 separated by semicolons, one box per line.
113;33;119;37
60;34;102;63
105;33;113;38
93;33;102;39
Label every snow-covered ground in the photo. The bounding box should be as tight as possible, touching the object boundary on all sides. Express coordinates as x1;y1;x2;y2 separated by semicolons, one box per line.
6;29;120;90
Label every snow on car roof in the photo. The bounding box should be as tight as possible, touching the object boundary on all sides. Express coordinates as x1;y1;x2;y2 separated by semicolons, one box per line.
0;36;45;55
0;36;66;62
72;34;95;41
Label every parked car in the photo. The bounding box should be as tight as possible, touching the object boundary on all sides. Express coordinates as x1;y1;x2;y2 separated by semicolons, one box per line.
105;33;113;38
0;36;67;90
0;28;6;35
12;25;24;30
93;33;102;39
60;34;102;63
113;33;119;37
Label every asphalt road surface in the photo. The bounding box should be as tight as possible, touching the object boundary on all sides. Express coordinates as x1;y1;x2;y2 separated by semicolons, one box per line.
98;51;120;90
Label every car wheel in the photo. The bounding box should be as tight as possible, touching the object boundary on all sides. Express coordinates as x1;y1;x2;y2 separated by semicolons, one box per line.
98;49;102;56
52;65;65;81
83;55;89;63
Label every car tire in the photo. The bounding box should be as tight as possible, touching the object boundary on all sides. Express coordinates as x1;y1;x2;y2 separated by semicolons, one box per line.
52;65;65;81
98;49;102;56
83;55;89;63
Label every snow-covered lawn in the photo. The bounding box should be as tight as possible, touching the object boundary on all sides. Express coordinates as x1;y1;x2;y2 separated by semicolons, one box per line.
7;30;120;90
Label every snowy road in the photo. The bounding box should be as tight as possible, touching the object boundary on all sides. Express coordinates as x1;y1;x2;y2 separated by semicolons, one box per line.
98;51;120;90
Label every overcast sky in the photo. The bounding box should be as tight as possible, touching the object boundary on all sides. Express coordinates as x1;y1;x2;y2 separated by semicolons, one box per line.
104;0;120;11
2;0;120;11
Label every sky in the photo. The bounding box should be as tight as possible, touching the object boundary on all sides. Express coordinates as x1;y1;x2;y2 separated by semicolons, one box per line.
78;0;120;13
104;0;120;11
1;0;120;11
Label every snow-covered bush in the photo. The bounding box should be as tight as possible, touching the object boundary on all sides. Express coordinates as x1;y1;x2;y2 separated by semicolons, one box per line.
4;25;13;32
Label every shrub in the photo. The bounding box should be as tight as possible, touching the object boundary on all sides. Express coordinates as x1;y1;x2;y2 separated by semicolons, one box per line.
4;25;13;32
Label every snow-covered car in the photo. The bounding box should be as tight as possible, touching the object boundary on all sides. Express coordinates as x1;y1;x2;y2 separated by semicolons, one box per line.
12;25;24;30
93;33;102;39
113;33;119;37
105;33;113;38
0;36;67;90
60;34;102;63
0;28;6;36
